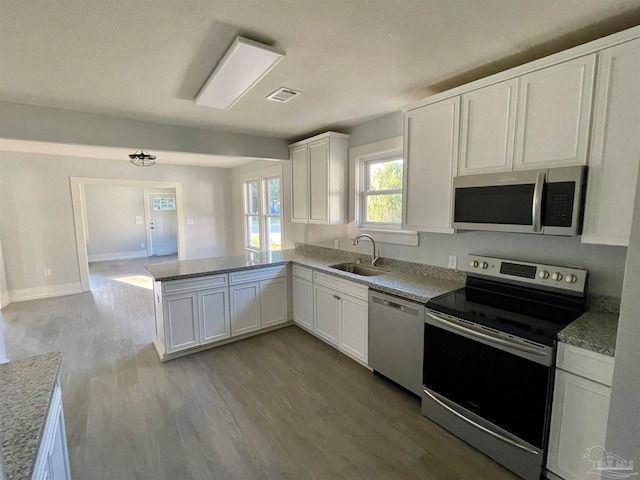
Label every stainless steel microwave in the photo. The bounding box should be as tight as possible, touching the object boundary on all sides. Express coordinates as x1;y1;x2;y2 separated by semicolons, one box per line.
452;166;587;236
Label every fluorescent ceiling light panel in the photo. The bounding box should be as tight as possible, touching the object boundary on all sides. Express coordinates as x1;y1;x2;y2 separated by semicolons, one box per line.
195;36;286;110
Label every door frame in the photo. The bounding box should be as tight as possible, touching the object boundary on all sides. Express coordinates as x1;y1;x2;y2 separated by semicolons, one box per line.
70;177;186;292
145;191;178;257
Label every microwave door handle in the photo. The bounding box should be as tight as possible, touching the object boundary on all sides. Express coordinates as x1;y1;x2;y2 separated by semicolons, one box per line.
532;172;546;232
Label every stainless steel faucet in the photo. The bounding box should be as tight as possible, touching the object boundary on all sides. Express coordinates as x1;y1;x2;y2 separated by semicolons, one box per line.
353;234;379;266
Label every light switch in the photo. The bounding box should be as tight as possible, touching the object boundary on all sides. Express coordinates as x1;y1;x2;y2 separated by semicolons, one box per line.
187;219;194;225
135;215;143;225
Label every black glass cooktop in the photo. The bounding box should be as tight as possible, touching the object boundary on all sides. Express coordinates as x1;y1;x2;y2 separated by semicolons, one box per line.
427;277;586;346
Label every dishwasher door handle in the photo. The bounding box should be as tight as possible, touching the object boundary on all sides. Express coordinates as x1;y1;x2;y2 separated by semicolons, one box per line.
371;295;419;317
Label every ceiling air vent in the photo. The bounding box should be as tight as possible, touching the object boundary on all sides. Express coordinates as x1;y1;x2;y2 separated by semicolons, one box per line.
266;87;301;103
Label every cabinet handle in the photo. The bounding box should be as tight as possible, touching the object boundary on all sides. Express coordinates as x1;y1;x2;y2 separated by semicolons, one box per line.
333;294;341;300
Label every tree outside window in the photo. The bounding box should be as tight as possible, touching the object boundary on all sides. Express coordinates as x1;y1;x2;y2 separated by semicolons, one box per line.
361;155;403;227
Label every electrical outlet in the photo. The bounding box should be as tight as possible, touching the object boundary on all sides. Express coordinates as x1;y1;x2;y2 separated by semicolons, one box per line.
44;269;52;277
187;219;194;225
448;255;457;269
140;243;145;249
334;239;340;248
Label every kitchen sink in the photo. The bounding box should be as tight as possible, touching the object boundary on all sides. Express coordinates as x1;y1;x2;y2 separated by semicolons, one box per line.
328;263;388;276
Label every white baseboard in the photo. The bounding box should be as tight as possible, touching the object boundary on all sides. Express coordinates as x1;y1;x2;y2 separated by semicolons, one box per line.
0;290;9;309
88;251;148;262
9;282;83;303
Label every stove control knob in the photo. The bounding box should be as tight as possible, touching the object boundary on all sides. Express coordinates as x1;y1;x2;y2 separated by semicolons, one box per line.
539;270;550;279
566;274;578;284
551;272;563;281
470;260;479;268
481;262;489;269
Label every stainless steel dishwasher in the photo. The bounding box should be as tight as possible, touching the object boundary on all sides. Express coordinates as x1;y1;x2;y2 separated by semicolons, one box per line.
368;291;424;396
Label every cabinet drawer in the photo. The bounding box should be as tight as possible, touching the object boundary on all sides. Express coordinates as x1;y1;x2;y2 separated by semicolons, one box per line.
163;274;228;295
230;265;287;285
557;342;615;387
314;271;368;300
292;264;313;281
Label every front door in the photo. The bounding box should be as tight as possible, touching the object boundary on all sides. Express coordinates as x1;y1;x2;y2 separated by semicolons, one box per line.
147;193;178;256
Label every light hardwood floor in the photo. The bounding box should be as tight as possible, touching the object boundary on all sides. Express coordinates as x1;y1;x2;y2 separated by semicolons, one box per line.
1;257;517;480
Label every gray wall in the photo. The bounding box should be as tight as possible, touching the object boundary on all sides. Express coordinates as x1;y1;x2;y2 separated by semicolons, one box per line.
0;101;289;160
296;114;628;296
606;166;640;464
84;185;147;258
0;151;233;292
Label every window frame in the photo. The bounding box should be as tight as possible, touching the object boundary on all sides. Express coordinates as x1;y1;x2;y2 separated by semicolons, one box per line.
241;165;283;253
356;149;404;231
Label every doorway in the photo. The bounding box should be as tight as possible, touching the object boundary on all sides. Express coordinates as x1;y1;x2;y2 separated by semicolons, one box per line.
146;191;178;256
70;178;186;293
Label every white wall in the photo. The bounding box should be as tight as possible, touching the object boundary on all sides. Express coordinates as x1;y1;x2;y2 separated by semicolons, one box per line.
84;185;147;260
0;240;8;308
606;165;640;464
0;151;233;296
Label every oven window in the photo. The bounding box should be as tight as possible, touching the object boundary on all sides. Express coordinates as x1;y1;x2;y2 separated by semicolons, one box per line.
454;184;534;225
423;323;550;448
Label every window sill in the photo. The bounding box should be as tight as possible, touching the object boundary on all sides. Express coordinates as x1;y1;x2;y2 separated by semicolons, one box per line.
348;226;419;246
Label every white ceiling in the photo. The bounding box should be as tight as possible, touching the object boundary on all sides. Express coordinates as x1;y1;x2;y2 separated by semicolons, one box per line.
0;139;261;168
1;0;639;140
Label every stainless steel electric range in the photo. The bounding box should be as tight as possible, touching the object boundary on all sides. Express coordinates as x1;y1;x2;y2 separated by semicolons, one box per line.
422;255;588;480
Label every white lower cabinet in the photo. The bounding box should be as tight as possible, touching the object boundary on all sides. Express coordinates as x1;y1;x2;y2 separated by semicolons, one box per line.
164;292;200;353
33;382;71;480
155;267;288;360
312;272;368;363
292;275;313;331
313;284;340;345
230;273;289;334
230;281;261;336
199;287;230;344
546;343;615;480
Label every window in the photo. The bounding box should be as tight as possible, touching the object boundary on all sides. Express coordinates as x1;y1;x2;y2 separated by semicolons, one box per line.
243;167;282;251
358;153;403;229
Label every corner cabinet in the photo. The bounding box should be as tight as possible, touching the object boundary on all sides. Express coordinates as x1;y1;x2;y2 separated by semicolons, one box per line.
403;97;459;233
312;271;368;364
546;343;615;480
290;132;350;225
582;38;640;247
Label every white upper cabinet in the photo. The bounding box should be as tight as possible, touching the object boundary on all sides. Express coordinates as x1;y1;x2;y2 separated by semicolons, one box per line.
459;79;518;175
403;97;459;233
291;145;309;222
582;38;640;246
289;132;350;225
513;55;596;170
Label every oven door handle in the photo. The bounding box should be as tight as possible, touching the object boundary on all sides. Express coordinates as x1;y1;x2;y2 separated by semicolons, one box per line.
532;171;546;233
425;312;549;356
423;388;540;455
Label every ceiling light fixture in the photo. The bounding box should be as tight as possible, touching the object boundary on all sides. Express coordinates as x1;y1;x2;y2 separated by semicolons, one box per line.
194;36;286;110
128;150;156;167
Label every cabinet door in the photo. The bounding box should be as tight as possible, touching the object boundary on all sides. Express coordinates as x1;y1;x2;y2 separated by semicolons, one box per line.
459;79;517;175
547;370;611;480
291;145;309;223
164;292;200;353
403;98;459;233
260;277;288;328
338;293;368;363
582;39;640;247
313;284;339;345
199;287;230;344
230;282;261;336
308;138;329;224
292;276;313;331
514;55;595;170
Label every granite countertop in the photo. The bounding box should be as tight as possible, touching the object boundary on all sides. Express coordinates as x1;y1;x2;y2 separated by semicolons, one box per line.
146;249;465;304
0;352;62;480
558;311;619;357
